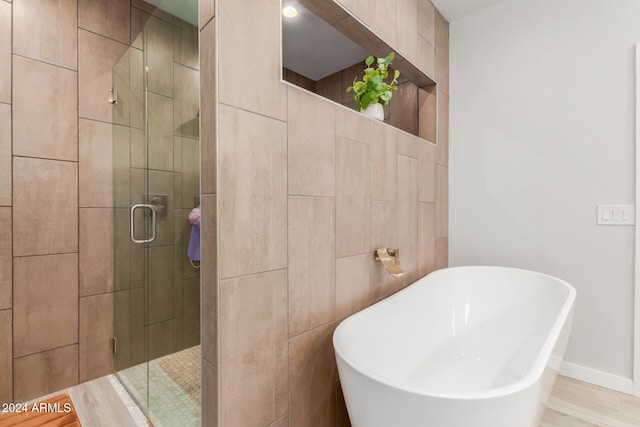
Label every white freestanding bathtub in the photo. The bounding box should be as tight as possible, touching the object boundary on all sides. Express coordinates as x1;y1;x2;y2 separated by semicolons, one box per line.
333;266;576;427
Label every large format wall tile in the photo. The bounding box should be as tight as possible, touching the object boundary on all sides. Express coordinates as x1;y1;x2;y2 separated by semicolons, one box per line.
436;164;448;238
0;2;10;104
289;322;337;427
79;208;113;296
219;269;288;426
288;88;335;197
13;56;78;161
437;91;450;166
418;140;436;202
219;105;287;279
435;10;449;95
79;0;130;45
79;293;113;382
218;0;286;120
336;138;370;258
418;202;436;276
13;157;78;256
397;155;418;286
78;29;129;123
370;121;397;201
200;19;216;195
396;0;418;67
0;208;10;310
288;196;335;337
79;119;113;207
199;0;215;30
13;344;78;402
0;104;9;206
336;254;369;321
13;0;77;69
0;309;11;404
202;359;218;427
201;194;217;365
13;253;78;357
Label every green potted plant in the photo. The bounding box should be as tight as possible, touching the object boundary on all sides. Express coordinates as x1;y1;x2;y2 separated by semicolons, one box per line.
347;52;400;120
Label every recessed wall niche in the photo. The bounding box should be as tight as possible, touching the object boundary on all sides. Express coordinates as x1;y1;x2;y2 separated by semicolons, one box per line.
281;0;437;141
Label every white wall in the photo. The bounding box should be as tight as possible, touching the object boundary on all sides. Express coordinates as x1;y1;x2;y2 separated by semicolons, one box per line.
450;0;640;384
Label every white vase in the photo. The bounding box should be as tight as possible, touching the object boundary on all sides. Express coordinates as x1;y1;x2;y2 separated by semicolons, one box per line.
360;103;384;121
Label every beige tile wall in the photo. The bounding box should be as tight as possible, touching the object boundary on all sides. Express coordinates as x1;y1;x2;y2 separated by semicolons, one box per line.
210;0;449;426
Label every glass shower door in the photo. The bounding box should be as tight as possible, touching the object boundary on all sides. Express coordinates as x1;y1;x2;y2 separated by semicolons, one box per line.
112;3;201;426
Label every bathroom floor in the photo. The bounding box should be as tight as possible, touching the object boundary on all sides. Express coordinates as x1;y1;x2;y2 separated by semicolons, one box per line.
23;373;640;426
117;345;201;427
541;376;640;426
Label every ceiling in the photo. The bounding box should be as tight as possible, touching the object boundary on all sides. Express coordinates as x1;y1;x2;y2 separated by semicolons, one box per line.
430;0;506;22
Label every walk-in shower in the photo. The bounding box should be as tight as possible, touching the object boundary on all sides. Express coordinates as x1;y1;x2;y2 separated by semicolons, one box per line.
111;1;201;425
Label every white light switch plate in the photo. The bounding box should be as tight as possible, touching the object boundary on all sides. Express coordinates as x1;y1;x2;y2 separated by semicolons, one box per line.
597;205;635;225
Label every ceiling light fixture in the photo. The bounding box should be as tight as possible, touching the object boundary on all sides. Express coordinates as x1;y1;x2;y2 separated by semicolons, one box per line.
282;6;298;18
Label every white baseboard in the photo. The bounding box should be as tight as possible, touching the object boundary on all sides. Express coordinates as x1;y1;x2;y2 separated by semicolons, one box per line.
559;362;634;395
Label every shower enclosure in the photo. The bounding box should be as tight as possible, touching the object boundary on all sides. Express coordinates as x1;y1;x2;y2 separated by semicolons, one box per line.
111;2;201;426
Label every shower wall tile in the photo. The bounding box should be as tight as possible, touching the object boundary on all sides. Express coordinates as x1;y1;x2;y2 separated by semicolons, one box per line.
370;200;398;304
0;309;11;405
218;0;286;120
13;157;78;256
419;86;437;143
436;164;448;238
79;208;113;297
79;293;113;382
181;137;200;209
336;254;369;321
268;415;288;427
436;236;448;269
79;0;130;45
289;322;337;427
78;29;129;123
13;344;78;402
199;0;215;29
147;92;174;171
335;105;370;144
370;121;397;201
12;0;77;69
397;155;418;287
288;196;335;338
201;194;217;365
147;245;175;324
176;21;199;70
182;278;200;348
146;15;174;97
418;0;436;48
13;253;78;357
437;91;450;166
0;104;10;206
418;202;436;276
288;88;336;197
79;119;113;207
200;18;216;195
12;56;78;161
396;0;418;67
435;10;449;96
418;140;436;202
219;269;288;426
219;105;287;279
202;358;218;427
368;0;397;48
148;318;178;360
0;1;10;104
417;35;436;79
0;208;10;310
336;138;370;258
397;131;419;159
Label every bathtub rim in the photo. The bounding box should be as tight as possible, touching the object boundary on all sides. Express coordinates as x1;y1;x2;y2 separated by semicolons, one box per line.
333;265;577;401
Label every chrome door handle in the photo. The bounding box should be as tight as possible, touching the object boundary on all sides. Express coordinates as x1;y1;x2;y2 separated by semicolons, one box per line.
130;204;157;244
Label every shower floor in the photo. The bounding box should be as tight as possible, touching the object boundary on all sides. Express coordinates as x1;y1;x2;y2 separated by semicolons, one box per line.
117;345;201;427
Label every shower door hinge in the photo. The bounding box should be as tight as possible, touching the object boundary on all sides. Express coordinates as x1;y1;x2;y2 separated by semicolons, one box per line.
108;86;118;104
111;336;118;355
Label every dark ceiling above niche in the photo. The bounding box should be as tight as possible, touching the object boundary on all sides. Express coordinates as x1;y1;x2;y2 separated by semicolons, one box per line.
287;0;436;88
282;0;438;139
